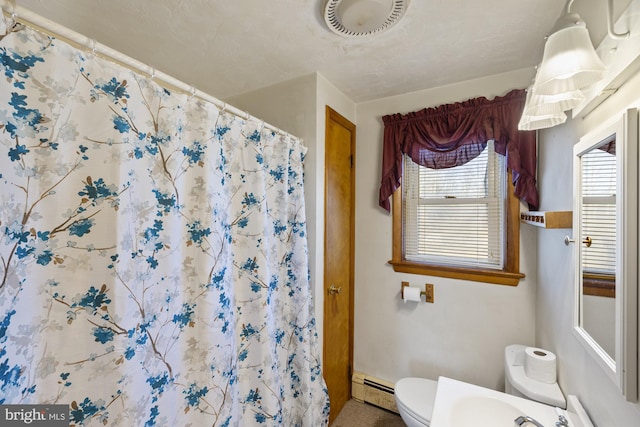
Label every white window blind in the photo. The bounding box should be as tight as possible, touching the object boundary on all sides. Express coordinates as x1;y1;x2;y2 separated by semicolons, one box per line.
402;140;506;269
581;145;616;275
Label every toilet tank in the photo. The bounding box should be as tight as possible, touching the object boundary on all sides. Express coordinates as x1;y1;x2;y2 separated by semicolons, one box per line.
504;344;566;408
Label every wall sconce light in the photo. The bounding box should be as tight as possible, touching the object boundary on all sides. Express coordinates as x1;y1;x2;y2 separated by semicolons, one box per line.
535;2;606;96
519;0;630;131
518;66;589;130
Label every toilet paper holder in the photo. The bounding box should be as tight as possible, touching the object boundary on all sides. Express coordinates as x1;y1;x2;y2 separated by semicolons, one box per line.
401;282;434;303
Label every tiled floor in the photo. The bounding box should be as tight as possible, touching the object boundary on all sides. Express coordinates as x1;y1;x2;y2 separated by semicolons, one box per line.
331;399;406;427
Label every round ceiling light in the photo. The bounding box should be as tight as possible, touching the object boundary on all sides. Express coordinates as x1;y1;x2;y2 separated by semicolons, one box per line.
324;0;409;37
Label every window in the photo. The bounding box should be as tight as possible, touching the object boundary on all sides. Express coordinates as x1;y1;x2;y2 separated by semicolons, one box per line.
581;143;616;297
390;141;523;285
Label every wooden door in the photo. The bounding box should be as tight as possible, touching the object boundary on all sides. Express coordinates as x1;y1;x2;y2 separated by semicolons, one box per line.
323;106;355;423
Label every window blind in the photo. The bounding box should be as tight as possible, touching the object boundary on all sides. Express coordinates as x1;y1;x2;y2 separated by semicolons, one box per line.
581;146;616;275
402;140;506;269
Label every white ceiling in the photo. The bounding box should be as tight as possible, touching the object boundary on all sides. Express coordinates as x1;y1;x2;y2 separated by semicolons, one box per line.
10;0;628;103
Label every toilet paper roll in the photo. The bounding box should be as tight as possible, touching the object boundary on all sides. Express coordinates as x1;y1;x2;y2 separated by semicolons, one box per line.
524;347;557;384
402;286;422;303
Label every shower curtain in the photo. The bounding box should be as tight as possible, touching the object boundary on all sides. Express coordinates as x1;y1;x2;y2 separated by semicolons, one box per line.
0;23;328;426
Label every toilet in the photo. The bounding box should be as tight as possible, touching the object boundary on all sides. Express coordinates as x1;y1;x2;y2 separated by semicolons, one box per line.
504;344;566;408
394;377;438;427
394;344;565;427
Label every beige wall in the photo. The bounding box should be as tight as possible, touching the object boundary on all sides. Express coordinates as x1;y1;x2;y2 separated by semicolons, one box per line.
228;66;640;426
353;68;538;390
229;68;539;392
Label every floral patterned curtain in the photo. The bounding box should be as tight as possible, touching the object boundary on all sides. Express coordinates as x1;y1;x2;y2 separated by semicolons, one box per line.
0;24;328;426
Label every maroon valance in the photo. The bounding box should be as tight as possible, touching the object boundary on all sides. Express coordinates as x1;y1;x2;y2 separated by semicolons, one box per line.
598;140;616;155
378;89;539;212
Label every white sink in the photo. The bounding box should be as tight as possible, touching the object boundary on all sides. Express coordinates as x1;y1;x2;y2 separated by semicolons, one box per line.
431;376;594;427
451;396;532;426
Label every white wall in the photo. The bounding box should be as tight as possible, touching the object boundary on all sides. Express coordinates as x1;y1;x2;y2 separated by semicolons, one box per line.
536;70;640;426
354;68;538;390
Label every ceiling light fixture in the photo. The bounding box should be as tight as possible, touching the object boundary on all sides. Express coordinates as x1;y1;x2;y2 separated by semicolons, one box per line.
323;0;408;38
519;0;630;131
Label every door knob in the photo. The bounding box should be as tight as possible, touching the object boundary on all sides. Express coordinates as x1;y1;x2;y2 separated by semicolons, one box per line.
564;236;593;247
328;284;342;295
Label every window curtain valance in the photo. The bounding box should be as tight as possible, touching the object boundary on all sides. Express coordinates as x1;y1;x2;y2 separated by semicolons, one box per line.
378;89;539;212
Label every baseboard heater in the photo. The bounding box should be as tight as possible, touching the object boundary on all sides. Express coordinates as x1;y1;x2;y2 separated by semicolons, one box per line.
351;372;399;413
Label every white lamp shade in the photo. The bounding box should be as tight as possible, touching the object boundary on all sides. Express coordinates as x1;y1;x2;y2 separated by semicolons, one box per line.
518;110;567;131
535;25;606;95
530;87;585;112
518;87;568;131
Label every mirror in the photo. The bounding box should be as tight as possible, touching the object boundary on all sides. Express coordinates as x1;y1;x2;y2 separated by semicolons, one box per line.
580;137;616;360
572;108;638;401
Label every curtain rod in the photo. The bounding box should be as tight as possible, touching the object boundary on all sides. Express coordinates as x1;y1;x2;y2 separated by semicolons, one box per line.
1;4;296;140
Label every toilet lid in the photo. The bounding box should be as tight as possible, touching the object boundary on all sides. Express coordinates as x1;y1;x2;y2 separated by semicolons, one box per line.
395;377;438;423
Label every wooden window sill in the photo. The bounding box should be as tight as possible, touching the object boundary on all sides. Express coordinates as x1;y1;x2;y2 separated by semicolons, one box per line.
388;259;524;286
583;274;615;298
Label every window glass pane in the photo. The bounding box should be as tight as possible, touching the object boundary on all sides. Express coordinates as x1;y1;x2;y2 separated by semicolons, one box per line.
418;149;490;199
582;146;616;275
403;141;505;269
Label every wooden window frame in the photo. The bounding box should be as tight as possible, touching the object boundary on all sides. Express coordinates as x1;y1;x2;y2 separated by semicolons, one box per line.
583;273;616;298
389;169;524;286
